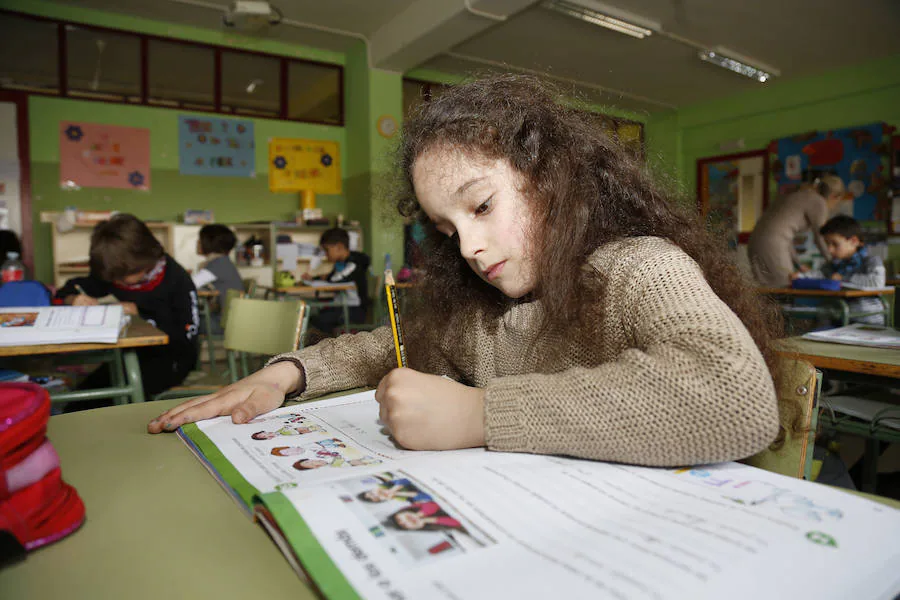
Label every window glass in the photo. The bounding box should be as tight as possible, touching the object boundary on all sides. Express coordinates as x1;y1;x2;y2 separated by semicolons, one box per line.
0;14;59;94
67;25;141;102
287;61;342;124
221;50;280;117
148;39;214;110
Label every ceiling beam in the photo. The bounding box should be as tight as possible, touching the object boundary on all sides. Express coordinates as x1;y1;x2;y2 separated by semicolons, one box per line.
369;0;539;72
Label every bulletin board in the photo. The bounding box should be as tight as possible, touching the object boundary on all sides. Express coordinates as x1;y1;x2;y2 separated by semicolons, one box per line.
770;122;893;222
59;122;150;190
268;138;341;193
178;115;255;177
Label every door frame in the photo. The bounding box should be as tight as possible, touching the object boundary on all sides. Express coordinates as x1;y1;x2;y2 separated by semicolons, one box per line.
0;91;32;271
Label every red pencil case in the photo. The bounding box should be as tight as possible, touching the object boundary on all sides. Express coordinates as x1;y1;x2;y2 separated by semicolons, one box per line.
0;383;85;560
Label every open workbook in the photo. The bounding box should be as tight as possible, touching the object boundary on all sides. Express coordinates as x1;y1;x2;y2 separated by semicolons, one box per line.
0;305;126;346
801;323;900;349
179;390;900;600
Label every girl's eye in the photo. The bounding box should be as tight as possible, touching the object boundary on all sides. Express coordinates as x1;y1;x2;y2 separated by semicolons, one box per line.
475;197;492;216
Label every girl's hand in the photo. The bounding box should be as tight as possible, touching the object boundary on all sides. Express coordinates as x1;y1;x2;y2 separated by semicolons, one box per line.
147;362;302;433
831;273;843;281
375;368;485;450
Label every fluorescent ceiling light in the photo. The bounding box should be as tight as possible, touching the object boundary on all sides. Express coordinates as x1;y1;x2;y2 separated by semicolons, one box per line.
698;47;780;83
543;0;655;39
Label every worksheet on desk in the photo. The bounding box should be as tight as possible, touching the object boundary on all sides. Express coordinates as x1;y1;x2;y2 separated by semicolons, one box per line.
275;454;900;600
187;391;900;600
0;305;124;346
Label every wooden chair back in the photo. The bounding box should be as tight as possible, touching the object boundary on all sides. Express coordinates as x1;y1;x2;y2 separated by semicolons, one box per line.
743;359;820;480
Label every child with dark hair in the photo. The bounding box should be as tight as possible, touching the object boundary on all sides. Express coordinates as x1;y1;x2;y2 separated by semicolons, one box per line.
792;215;886;324
192;224;243;333
57;213;198;400
152;75;794;471
307;227;371;334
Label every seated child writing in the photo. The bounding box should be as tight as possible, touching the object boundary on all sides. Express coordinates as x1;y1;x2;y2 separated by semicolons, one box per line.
58;213;199;399
150;75;794;469
192;224;243;334
792;215;886;325
305;228;370;334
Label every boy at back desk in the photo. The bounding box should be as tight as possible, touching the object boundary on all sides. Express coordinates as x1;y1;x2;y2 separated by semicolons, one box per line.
56;213;199;399
305;228;370;334
792;215;886;325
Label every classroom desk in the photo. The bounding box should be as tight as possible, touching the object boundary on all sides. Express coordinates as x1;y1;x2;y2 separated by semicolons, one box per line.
261;283;356;332
0;399;310;600
759;286;894;326
775;337;900;380
0;318;167;404
2;396;897;599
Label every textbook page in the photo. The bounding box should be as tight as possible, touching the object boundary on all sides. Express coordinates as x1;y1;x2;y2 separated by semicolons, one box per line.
802;323;900;348
184;390;480;506
269;456;900;600
184;391;900;599
0;305;124;346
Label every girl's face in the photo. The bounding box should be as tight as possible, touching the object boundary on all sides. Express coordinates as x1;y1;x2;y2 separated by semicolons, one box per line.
412;148;536;298
278;446;304;456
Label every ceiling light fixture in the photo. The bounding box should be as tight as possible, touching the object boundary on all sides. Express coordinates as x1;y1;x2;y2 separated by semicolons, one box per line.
698;47;780;83
542;0;656;39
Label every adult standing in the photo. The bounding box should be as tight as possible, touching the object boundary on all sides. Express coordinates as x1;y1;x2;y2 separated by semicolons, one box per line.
748;175;846;286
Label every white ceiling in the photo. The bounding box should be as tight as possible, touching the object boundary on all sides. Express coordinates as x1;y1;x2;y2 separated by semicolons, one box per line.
44;0;900;115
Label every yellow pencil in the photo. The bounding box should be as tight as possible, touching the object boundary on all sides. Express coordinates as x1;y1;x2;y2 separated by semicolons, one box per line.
384;269;407;368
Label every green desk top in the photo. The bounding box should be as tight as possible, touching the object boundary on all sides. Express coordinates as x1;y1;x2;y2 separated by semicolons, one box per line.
778;337;900;378
0;400;313;599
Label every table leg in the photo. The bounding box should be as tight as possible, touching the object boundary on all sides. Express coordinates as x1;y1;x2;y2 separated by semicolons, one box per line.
201;297;217;376
837;299;850;326
111;349;128;406
123;349;146;403
341;292;350;333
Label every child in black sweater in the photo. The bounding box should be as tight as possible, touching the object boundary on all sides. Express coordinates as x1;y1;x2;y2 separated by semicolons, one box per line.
56;214;199;399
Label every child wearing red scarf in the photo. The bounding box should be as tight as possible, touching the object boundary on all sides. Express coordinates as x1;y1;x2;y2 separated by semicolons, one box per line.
56;214;199;401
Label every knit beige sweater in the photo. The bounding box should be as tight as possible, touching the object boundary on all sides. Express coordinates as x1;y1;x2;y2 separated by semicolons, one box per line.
271;237;779;467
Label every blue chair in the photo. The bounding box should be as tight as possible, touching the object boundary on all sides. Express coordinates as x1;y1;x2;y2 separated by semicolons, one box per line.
0;281;52;307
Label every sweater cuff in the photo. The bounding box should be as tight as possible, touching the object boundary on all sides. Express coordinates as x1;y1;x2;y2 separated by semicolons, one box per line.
483;381;529;452
265;350;331;401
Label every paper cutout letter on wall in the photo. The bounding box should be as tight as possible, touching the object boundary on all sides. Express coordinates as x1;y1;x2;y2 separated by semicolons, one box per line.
179;115;255;177
59;122;151;190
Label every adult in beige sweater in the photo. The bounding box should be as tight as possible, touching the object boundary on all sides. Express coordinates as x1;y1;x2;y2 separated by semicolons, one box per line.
747;176;846;286
150;75;785;469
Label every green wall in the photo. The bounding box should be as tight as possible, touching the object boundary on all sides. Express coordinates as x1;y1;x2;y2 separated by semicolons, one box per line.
644;53;900;197
29;96;347;283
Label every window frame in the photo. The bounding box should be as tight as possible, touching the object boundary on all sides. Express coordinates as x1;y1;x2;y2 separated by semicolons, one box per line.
0;9;344;126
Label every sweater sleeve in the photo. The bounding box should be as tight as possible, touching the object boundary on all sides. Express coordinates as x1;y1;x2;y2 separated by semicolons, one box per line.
845;255;886;289
482;249;780;467
267;327;397;399
56;274;112;300
807;199;831;260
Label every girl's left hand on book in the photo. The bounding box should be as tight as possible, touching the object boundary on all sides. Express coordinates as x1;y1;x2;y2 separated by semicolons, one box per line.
375;368;485;451
147;362;301;434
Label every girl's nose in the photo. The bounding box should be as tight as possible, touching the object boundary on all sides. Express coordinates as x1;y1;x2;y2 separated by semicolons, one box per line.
456;228;484;260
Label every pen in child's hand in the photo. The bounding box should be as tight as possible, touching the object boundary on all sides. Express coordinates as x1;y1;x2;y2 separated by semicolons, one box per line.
74;284;88;296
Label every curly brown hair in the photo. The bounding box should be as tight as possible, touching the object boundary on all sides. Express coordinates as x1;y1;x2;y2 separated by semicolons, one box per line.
395;74;795;448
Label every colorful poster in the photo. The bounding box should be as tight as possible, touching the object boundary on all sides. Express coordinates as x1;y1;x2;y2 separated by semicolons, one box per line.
59;122;150;190
268;138;341;194
178;115;255;177
772;123;890;221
